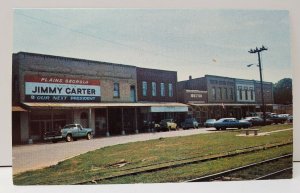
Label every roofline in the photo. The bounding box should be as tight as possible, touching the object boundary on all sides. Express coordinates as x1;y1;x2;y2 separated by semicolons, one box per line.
136;67;177;73
13;51;136;69
180;74;273;84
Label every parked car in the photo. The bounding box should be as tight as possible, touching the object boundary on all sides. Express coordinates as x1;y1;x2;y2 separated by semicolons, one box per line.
44;123;93;143
287;115;293;123
242;117;273;126
158;119;178;131
181;118;199;129
267;114;288;124
204;119;217;128
213;118;251;130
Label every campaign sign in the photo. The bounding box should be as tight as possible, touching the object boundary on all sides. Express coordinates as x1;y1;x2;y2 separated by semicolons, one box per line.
24;75;101;102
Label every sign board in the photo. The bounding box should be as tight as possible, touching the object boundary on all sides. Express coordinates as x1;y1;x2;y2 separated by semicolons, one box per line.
24;75;101;102
150;106;188;113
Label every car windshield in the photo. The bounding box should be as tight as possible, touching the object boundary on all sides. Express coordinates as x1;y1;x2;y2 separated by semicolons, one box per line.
206;119;216;123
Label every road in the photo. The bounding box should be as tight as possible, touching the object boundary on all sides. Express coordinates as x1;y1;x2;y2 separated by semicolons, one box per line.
13;128;215;175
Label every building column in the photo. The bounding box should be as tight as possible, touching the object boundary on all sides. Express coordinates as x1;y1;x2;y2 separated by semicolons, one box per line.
135;107;139;134
121;108;125;135
88;108;95;134
106;108;110;137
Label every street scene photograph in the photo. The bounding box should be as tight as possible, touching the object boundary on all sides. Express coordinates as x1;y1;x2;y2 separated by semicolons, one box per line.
12;9;293;185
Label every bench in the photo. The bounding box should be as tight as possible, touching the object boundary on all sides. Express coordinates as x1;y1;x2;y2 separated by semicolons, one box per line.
243;129;259;136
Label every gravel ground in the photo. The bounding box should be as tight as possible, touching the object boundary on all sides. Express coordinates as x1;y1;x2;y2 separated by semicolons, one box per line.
13;127;215;174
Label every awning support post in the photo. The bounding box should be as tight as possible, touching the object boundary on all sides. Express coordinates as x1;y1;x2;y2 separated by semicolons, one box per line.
135;107;139;134
51;107;54;131
88;108;92;133
121;108;125;135
106;108;110;137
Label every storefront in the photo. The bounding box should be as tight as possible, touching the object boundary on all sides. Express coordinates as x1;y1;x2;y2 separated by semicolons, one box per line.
21;102;188;142
188;103;259;123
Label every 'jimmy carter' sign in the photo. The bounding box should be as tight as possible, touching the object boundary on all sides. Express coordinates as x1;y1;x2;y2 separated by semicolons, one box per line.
24;75;101;102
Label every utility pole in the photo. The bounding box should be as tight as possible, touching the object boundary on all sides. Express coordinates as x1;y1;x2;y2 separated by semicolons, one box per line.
248;45;268;125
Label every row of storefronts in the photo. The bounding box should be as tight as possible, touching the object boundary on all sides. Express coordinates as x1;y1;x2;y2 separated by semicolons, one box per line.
12;52;277;144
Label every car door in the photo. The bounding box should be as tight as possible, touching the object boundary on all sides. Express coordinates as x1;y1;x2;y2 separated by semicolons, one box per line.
72;125;80;137
231;119;238;128
77;125;86;137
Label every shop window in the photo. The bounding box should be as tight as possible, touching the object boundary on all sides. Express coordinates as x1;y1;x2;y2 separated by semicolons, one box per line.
238;86;243;100
160;83;165;97
219;87;222;100
142;81;147;96
230;88;234;100
168;83;173;97
152;82;156;96
212;87;216;100
80;112;88;128
113;82;120;98
245;88;248;100
224;88;228;99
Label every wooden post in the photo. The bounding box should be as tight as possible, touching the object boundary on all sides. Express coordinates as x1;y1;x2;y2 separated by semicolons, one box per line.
106;108;110;137
121;108;125;135
135;107;139;134
51;107;54;131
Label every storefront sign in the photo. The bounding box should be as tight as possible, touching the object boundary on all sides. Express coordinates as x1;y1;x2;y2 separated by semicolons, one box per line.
24;75;101;102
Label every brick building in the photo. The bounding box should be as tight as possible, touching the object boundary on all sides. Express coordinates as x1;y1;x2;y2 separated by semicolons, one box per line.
136;67;188;125
178;75;275;123
12;52;188;144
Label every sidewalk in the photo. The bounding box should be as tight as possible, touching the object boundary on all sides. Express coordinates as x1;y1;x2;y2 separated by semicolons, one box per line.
13;128;213;174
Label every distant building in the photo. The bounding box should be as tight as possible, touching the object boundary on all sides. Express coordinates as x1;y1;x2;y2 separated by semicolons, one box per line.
178;75;275;123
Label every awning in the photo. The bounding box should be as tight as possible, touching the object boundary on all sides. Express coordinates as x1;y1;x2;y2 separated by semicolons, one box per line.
188;103;275;107
150;106;188;112
12;106;27;112
22;102;189;109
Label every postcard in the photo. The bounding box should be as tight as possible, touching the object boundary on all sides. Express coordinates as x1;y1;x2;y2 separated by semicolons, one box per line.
12;9;293;185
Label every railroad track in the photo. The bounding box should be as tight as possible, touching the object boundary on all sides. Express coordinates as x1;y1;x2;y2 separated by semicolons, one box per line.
185;154;292;182
74;141;292;184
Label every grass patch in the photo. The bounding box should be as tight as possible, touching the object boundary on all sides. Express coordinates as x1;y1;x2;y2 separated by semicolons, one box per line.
13;124;293;185
98;145;292;183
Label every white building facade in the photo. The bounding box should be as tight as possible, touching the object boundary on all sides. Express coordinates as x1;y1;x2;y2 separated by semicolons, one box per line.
235;79;255;103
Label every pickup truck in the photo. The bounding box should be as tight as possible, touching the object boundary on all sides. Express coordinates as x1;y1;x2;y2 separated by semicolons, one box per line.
44;124;93;143
158;119;178;131
213;118;251;130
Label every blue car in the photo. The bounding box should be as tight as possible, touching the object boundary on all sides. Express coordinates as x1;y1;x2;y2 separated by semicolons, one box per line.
181;118;199;129
213;118;251;130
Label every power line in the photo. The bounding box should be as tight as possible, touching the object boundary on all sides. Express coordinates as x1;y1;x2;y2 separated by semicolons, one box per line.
15;12;252;70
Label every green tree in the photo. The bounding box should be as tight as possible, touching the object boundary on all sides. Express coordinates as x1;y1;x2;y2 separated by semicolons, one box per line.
273;78;292;104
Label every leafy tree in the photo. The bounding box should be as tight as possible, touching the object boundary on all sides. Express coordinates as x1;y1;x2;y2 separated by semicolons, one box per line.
273;78;292;104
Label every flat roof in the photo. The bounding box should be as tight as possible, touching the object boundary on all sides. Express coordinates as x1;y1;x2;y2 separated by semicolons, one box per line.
14;52;136;69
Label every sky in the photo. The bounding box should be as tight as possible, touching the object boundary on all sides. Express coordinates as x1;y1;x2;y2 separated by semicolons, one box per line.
13;9;292;83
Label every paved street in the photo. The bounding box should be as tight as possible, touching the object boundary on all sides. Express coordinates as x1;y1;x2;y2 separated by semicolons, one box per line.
13;128;215;174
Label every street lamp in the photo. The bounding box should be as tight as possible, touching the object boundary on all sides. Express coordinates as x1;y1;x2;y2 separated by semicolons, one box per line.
248;45;268;124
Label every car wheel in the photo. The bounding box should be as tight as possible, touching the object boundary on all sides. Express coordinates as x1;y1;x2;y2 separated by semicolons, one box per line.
66;134;72;142
86;133;92;140
216;127;220;131
52;140;57;143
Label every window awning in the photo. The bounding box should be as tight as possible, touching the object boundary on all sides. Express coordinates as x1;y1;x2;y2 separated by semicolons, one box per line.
12;106;27;112
22;102;189;109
